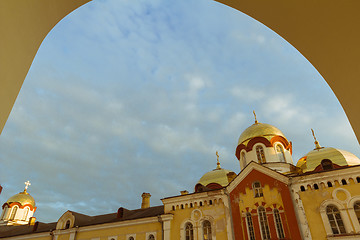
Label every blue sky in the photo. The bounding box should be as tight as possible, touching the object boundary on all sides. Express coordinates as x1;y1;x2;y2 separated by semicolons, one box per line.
0;0;359;223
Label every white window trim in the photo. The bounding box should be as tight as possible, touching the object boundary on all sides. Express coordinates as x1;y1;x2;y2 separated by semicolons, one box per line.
320;200;353;235
146;232;157;240
254;144;266;164
273;209;285;239
199;218;215;240
258;206;271;240
126;234;136;240
348;196;360;233
180;219;195;240
244;212;255;240
241;150;247;169
275;143;286;162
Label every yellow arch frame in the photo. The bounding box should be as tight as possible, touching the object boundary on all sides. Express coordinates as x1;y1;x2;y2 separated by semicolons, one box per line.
1;0;359;144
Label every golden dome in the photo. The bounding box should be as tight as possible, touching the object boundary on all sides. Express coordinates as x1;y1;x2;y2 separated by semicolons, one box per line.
296;147;360;172
197;168;235;187
6;191;35;207
238;122;286;145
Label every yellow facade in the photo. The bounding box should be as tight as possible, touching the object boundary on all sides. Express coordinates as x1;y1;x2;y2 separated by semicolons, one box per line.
162;189;232;240
293;167;360;239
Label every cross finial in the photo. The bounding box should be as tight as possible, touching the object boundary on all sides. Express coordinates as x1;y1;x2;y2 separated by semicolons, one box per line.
253;110;258;124
216;151;221;169
24;181;31;192
311;129;322;150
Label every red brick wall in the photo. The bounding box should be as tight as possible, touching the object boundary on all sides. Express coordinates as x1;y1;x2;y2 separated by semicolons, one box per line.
229;169;302;240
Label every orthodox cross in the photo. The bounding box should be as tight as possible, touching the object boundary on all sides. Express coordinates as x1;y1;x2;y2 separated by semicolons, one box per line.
311;129;322;149
216;151;221;169
253;110;258;124
24;180;31;191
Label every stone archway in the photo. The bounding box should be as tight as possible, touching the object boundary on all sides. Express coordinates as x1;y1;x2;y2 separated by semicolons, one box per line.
1;0;360;144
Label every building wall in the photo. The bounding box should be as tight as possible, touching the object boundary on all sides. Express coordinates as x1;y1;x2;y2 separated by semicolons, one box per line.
54;219;162;240
229;169;301;240
162;190;232;240
292;168;360;239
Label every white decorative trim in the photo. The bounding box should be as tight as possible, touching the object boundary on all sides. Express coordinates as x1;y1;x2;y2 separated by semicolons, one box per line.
76;216;160;232
227;161;289;192
3;232;57;240
319;200;353;235
126;234;136;240
332;188;351;203
348;196;360;233
191;209;202;222
180;219;195;240
146;232;157;239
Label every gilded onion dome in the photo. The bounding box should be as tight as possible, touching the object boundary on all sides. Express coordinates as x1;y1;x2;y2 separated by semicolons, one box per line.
235;112;292;163
5;181;35;208
296;147;360;172
195;152;236;192
238;122;286;146
6;191;35;208
296;129;360;172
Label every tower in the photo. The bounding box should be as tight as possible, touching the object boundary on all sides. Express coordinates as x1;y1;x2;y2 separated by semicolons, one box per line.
0;181;36;226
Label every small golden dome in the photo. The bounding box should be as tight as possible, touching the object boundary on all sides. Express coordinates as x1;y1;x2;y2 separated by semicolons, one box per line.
197;168;236;189
296;147;360;172
6;191;35;207
238;123;286;145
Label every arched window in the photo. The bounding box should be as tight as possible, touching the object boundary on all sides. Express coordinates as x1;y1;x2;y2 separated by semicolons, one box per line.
148;234;155;240
246;212;255;240
258;207;271;240
314;184;319;190
253;181;263;198
321;159;333;170
185;222;194;240
129;237;134;240
357;177;360;183
327;182;333;187
276;144;285;162
354;202;360;224
274;209;285;239
0;206;7;220
22;208;29;221
202;220;212;240
65;220;71;229
256;146;266;163
326;205;346;234
9;206;18;220
241;152;247;168
341;179;347;185
300;186;305;191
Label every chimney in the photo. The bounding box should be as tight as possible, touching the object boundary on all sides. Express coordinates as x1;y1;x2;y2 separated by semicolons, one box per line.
180;190;189;195
141;192;151;209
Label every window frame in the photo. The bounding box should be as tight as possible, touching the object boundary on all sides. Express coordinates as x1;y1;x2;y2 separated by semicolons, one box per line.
245;212;256;240
252;181;263;198
326;205;346;235
9;206;18;220
275;144;286;162
258;206;271;240
241;151;247;169
273;208;285;239
185;222;194;240
202;220;212;240
255;145;266;163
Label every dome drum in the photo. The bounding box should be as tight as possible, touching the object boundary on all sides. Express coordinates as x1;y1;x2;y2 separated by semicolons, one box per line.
236;135;291;160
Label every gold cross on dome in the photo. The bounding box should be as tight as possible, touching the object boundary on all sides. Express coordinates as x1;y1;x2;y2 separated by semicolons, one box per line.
216;151;221;169
253;110;258;124
24;180;31;191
